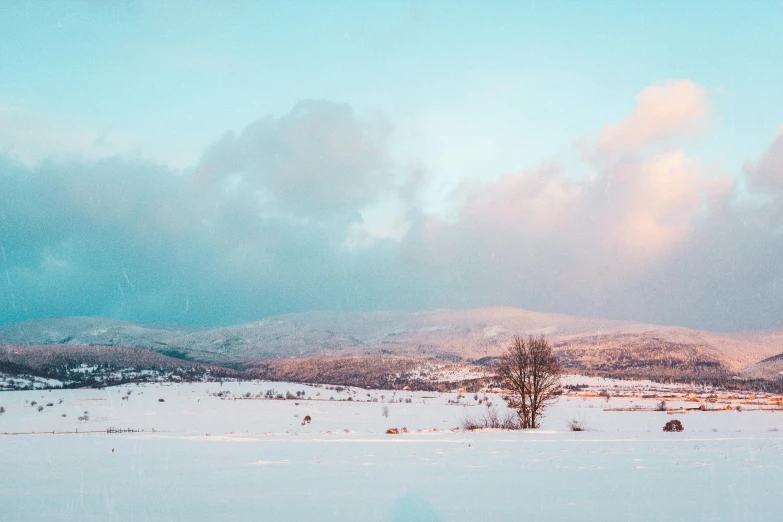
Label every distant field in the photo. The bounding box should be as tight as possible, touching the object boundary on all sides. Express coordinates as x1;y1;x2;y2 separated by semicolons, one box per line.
1;379;782;521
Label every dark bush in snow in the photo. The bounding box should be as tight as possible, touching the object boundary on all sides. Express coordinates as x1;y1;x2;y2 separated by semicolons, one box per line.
663;420;684;432
568;419;587;431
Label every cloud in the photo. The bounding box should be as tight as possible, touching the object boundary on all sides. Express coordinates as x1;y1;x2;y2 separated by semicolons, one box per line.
195;100;392;220
0;101;413;326
594;80;710;155
1;86;782;331
457;80;730;271
745;128;783;193
0;103;137;166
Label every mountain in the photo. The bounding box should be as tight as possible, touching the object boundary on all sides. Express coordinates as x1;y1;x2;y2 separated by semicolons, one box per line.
1;308;781;385
0;316;204;349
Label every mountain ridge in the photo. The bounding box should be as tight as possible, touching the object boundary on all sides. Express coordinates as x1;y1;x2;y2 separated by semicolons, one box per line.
1;308;781;378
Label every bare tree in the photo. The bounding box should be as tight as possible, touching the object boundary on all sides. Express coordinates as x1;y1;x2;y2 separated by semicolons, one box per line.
495;335;562;429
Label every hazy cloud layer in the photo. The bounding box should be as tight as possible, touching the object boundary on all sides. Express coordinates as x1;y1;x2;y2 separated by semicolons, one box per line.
1;87;782;331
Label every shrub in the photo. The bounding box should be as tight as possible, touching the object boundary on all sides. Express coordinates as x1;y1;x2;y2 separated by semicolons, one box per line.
568;419;587;431
37;406;44;412
656;400;667;411
303;415;311;423
382;406;389;418
158;399;165;402
0;406;5;415
461;417;484;431
663;420;684;432
386;428;399;434
461;406;521;431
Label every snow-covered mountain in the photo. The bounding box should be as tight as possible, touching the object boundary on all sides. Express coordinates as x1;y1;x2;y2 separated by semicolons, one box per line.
1;308;781;375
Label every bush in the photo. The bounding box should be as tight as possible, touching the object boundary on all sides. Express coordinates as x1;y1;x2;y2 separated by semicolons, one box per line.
386;427;399;434
382;406;389;418
656;400;667;411
567;419;587;431
0;406;5;415
461;405;521;431
158;399;165;402
663;420;684;432
37;406;44;412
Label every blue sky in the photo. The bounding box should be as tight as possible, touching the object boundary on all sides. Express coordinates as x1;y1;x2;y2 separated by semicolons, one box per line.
1;1;783;330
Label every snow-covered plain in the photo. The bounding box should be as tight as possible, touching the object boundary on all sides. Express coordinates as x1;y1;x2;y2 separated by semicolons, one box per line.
2;380;782;521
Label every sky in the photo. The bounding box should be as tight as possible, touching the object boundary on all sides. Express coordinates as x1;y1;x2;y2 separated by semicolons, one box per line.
1;1;783;331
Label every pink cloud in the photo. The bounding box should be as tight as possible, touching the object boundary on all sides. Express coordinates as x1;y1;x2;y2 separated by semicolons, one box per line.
450;80;731;283
461;165;580;236
595;80;710;155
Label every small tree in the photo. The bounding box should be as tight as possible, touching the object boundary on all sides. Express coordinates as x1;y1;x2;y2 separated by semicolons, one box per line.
495;335;562;429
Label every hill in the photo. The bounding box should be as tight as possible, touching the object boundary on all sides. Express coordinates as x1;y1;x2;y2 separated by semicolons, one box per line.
1;308;782;388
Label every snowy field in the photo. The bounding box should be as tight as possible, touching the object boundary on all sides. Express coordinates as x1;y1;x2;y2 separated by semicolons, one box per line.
1;380;782;521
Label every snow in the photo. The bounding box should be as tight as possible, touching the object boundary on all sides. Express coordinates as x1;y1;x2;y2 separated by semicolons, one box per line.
1;380;782;521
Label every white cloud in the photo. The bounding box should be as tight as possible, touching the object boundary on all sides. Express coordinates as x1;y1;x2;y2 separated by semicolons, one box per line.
0;103;137;166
